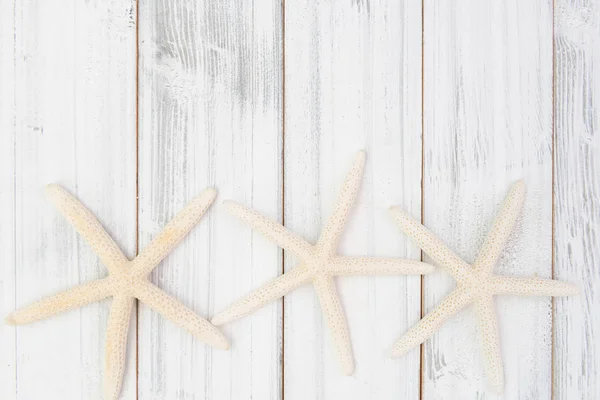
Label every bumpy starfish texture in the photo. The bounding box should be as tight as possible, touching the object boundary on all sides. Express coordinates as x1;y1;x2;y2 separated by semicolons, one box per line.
212;151;434;375
389;181;578;393
6;185;229;400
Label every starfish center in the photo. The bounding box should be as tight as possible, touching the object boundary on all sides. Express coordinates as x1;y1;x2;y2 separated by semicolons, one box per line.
112;271;144;294
464;270;494;298
306;252;333;275
306;260;322;274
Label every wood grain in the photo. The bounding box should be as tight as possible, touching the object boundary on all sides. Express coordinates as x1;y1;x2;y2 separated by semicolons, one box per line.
1;1;599;399
137;0;283;398
422;0;554;397
283;1;423;398
554;0;600;398
4;1;138;399
0;0;16;397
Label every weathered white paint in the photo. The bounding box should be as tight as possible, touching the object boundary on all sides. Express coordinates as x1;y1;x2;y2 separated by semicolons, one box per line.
0;0;16;397
283;1;423;399
422;0;554;398
1;1;138;399
1;0;599;399
554;0;600;398
137;0;283;399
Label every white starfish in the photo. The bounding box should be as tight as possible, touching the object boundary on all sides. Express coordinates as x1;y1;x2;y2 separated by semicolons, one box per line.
6;185;229;400
212;151;434;375
389;181;578;392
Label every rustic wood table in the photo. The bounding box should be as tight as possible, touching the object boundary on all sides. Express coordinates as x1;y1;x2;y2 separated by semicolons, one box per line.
0;0;597;399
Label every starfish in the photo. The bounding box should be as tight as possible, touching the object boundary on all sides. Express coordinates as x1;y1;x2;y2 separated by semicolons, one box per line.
388;181;578;392
211;151;434;375
6;185;229;400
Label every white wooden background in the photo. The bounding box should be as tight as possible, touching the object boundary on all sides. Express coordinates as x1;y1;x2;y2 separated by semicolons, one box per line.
0;0;598;399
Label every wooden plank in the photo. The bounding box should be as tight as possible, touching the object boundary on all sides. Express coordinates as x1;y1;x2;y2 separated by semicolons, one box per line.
12;1;138;397
137;0;283;398
283;1;422;398
554;0;600;398
422;0;554;398
0;0;16;397
7;1;138;399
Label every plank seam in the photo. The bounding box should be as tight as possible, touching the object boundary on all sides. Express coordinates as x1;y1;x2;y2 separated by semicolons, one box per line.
281;0;286;399
135;0;140;398
551;0;556;398
419;0;425;398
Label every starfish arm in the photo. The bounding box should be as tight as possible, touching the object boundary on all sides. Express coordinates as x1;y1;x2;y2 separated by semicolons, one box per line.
223;200;314;261
211;267;312;326
391;287;472;357
317;151;366;258
388;206;472;282
329;256;435;276
134;281;229;350
313;275;355;375
475;181;526;273
132;188;217;277
474;297;504;393
46;184;129;274
5;277;112;325
104;296;134;400
492;275;579;297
